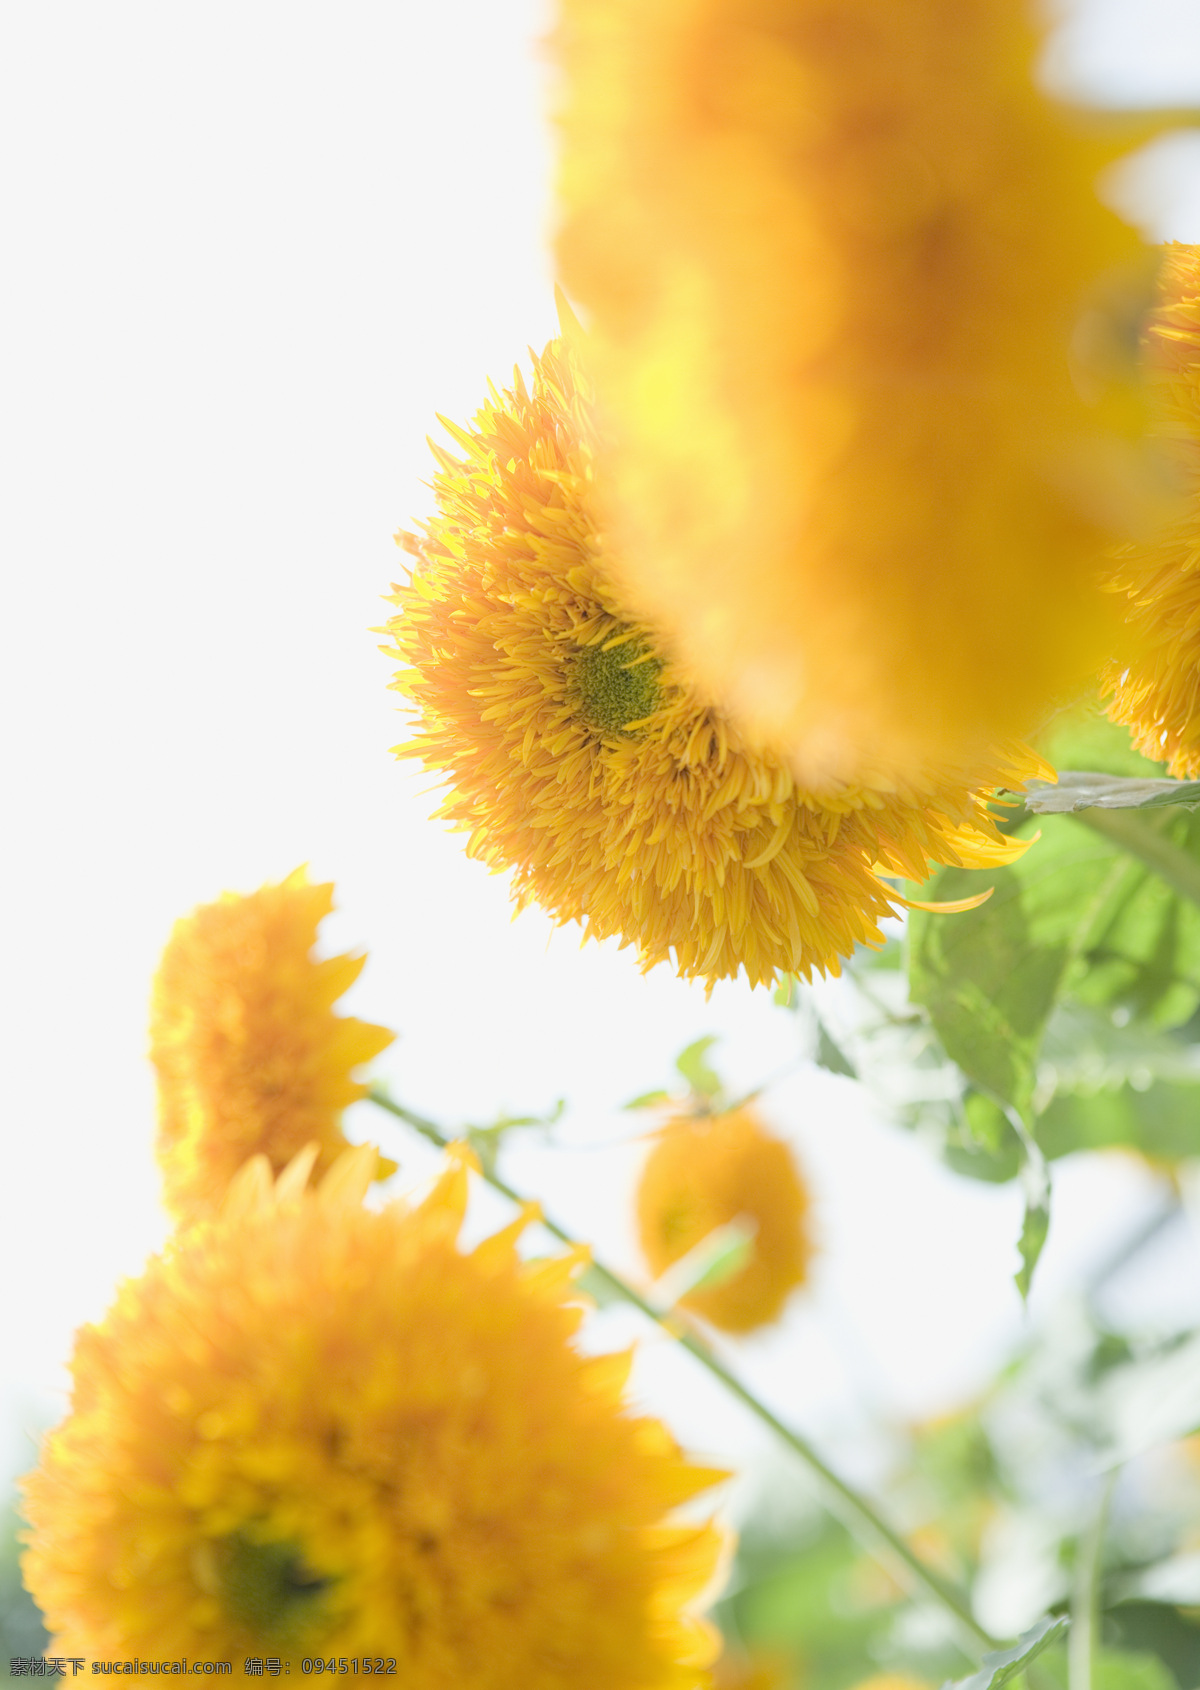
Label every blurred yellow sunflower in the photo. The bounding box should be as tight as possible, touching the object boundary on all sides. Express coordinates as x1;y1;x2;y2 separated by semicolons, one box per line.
383;334;1047;990
22;1146;726;1684
636;1108;812;1334
149;869;395;1224
712;1647;790;1690
1106;244;1200;774
554;0;1152;788
847;1677;933;1690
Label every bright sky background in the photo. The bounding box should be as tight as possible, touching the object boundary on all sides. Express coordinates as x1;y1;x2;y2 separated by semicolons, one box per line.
2;0;1200;1524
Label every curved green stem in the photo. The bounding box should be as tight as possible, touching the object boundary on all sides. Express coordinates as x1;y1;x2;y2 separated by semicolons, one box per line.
368;1086;999;1655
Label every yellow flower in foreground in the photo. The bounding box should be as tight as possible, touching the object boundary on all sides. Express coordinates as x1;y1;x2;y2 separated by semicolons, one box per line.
712;1648;790;1690
847;1677;933;1690
1107;245;1200;775
554;0;1150;788
384;335;1047;989
636;1109;812;1334
149;869;395;1223
22;1147;726;1684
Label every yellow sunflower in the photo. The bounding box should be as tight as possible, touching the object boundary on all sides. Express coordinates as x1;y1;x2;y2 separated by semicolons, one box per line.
149;869;395;1224
384;333;1048;989
847;1678;933;1690
636;1108;811;1334
1106;244;1200;775
712;1647;790;1690
21;1146;726;1684
553;0;1152;789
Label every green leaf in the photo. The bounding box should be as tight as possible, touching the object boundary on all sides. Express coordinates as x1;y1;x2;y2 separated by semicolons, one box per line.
1090;1651;1179;1690
1038;1646;1178;1690
623;1089;671;1111
940;1614;1068;1690
1022;773;1200;814
816;1022;858;1079
909;813;1200;1119
464;1101;565;1175
721;1515;900;1690
1038;1078;1200;1162
675;1036;723;1099
1016;1199;1051;1301
909;818;1134;1117
1103;1605;1200;1690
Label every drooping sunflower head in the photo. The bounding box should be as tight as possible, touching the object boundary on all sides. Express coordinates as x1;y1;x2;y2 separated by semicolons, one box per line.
1106;244;1200;776
384;333;1049;990
149;869;396;1225
22;1147;727;1685
635;1107;812;1334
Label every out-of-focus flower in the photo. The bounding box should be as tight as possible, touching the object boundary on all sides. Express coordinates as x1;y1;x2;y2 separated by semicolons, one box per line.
636;1108;812;1333
554;0;1153;789
1106;245;1200;774
846;1677;933;1690
712;1647;791;1690
22;1146;727;1682
149;869;395;1224
384;334;1047;990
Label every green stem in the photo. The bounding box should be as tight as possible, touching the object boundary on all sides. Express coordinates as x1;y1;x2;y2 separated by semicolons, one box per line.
368;1086;999;1654
1069;1470;1116;1690
1071;809;1200;910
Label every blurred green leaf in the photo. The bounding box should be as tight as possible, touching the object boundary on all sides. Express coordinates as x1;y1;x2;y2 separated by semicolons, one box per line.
623;1089;672;1111
721;1517;904;1690
675;1036;724;1100
1016;1200;1051;1301
909;820;1135;1117
464;1101;565;1175
815;1024;858;1080
1038;1645;1178;1690
1039;1080;1200;1163
0;1500;47;1665
941;1614;1068;1690
942;1092;1025;1184
909;814;1200;1124
1032;700;1167;781
1103;1605;1200;1690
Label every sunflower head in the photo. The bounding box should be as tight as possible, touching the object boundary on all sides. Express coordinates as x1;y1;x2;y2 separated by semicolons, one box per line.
384;334;1048;990
636;1108;812;1334
149;869;396;1225
553;0;1154;788
22;1147;728;1684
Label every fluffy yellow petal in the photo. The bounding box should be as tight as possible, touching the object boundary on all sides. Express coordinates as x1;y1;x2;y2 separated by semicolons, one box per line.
1106;244;1200;774
149;869;396;1225
384;337;1048;990
23;1156;726;1687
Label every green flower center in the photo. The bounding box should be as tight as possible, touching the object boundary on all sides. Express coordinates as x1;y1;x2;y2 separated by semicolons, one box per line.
570;640;662;736
217;1532;331;1641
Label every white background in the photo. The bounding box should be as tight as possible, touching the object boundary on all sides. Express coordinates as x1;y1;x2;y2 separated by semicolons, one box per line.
2;0;1200;1511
